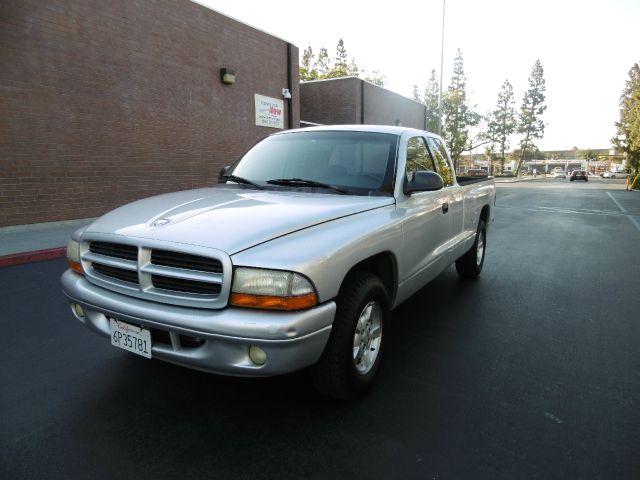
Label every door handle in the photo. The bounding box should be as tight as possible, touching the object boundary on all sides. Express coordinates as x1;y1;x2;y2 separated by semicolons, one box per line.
442;202;449;214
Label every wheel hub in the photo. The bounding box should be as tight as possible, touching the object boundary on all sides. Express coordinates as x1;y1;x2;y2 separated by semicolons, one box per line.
476;231;485;267
352;301;382;375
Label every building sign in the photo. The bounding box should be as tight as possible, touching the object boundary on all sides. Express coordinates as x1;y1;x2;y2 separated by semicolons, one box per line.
255;94;284;129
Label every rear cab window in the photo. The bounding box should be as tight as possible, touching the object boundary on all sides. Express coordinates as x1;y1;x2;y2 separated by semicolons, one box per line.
425;136;455;187
405;137;436;181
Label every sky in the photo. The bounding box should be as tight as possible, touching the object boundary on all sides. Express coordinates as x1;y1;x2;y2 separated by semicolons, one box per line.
195;0;639;152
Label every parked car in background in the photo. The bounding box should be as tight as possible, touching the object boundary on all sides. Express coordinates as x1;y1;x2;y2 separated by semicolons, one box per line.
465;169;488;176
553;170;567;178
570;170;588;182
603;171;630;178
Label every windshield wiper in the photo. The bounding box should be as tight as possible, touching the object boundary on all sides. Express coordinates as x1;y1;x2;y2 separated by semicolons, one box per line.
266;178;348;194
220;174;264;190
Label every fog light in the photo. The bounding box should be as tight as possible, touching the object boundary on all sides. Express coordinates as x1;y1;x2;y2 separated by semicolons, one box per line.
72;303;85;319
248;346;267;366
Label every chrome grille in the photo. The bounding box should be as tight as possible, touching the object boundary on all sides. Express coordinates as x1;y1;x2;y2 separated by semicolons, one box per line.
151;249;222;273
82;239;230;309
90;241;138;261
93;263;139;284
151;274;222;295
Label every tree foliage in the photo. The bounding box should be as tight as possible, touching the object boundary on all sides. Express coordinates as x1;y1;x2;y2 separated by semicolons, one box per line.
486;80;517;173
514;60;547;176
441;49;480;170
412;69;440;133
300;46;318;81
424;69;440;133
612;62;640;176
412;85;421;102
314;48;331;78
364;70;386;87
329;39;349;78
299;39;383;85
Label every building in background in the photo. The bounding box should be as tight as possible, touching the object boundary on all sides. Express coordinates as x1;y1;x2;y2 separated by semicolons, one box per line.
1;0;299;227
2;2;438;229
300;77;427;130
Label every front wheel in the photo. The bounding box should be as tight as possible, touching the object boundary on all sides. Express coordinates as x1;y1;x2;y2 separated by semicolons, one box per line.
311;271;388;401
455;219;486;278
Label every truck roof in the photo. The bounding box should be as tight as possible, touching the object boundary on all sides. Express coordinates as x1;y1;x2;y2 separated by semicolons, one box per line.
273;124;440;138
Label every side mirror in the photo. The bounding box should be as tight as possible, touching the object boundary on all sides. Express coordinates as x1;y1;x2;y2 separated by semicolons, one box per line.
403;170;444;194
218;166;231;181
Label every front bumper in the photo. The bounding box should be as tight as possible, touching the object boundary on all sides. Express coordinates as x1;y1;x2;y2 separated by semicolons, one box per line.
61;270;335;376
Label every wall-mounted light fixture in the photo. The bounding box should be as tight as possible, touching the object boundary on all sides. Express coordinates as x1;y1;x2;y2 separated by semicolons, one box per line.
220;68;236;85
282;88;292;99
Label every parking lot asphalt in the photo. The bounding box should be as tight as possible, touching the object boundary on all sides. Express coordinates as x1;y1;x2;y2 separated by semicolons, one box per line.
1;180;639;479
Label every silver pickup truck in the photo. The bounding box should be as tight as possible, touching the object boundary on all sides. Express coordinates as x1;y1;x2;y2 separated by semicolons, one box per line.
62;125;495;400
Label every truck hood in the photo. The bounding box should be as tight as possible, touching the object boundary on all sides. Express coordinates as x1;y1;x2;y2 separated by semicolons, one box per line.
84;187;394;254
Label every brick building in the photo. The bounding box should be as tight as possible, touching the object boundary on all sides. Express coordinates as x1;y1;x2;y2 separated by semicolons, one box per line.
300;77;427;129
1;0;299;227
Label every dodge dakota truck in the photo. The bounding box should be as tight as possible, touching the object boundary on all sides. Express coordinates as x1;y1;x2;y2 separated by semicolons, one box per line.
62;125;495;400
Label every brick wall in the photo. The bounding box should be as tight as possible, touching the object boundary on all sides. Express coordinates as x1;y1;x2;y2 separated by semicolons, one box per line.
362;82;426;129
0;0;299;227
300;77;426;129
300;77;360;125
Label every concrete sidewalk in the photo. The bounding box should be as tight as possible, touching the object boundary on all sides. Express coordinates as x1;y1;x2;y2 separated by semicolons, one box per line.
0;218;94;267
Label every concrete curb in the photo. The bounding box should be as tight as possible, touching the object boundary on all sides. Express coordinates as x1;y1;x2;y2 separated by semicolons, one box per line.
0;247;67;268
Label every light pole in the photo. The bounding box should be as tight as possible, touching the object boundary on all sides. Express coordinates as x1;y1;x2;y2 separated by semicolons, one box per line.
437;0;445;135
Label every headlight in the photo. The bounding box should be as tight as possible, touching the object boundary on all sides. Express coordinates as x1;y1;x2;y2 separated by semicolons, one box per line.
230;267;318;310
67;240;84;275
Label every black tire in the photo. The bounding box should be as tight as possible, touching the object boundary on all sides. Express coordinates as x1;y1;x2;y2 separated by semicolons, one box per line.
311;271;388;401
455;219;486;278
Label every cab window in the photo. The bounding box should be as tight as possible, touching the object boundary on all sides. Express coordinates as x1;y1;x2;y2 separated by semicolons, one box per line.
405;137;436;181
426;137;454;187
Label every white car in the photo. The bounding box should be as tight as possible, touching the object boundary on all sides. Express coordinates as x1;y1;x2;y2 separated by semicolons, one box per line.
553;171;567;178
603;171;630;178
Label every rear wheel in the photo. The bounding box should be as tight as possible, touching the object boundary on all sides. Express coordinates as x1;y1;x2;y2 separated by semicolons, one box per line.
311;271;388;401
455;219;486;278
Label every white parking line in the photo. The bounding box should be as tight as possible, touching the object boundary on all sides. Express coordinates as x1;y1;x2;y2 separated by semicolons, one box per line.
606;191;627;213
607;191;640;232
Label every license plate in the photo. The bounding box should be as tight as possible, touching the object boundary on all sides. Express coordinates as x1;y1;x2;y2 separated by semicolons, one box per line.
109;318;152;358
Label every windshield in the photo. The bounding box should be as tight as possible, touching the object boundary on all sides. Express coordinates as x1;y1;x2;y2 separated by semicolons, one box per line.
228;130;399;195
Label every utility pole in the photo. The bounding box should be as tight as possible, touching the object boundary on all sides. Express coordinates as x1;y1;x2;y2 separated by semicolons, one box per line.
437;0;445;135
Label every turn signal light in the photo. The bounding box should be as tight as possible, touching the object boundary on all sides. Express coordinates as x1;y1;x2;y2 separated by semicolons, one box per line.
67;240;84;275
230;292;318;310
68;260;84;276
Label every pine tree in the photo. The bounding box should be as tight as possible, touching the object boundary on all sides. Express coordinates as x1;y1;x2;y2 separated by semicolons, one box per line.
348;57;359;77
364;70;385;87
442;49;479;170
612;62;640;177
487;80;517;173
514;60;547;177
300;46;317;81
329;39;349;78
424;69;440;133
298;40;381;85
412;85;422;102
314;48;331;78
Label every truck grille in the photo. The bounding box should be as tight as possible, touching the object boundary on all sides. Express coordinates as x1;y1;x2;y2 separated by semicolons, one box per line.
93;263;140;284
151;274;222;295
90;241;138;261
151;249;222;273
82;240;230;309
